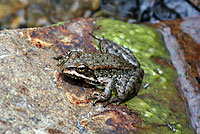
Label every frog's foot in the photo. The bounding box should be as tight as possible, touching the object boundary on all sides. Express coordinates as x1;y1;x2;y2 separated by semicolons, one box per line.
91;92;110;106
103;97;123;107
53;55;64;61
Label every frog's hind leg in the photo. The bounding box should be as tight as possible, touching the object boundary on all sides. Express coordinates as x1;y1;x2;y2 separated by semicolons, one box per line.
97;36;140;67
104;69;144;107
90;33;139;67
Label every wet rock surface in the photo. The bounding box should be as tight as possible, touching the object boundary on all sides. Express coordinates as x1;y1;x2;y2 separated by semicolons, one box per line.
0;29;79;133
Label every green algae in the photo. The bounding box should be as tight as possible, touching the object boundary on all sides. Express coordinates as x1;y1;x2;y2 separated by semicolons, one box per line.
94;18;194;134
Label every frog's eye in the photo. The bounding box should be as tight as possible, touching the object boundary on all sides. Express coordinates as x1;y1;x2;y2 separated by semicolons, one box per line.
76;64;88;73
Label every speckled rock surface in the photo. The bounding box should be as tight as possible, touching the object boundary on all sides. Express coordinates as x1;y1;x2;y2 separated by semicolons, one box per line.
0;29;81;133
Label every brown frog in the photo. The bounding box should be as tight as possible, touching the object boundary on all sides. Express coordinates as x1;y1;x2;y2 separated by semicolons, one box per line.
56;34;144;106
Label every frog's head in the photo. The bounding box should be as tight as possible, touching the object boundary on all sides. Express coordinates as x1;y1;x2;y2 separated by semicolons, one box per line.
57;51;98;85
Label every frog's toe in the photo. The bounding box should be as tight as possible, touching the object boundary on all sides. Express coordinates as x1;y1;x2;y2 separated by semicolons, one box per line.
92;102;96;107
115;100;123;106
92;91;102;98
53;56;62;60
94;96;108;104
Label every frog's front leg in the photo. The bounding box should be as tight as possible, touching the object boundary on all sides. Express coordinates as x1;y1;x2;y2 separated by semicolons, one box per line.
92;78;115;105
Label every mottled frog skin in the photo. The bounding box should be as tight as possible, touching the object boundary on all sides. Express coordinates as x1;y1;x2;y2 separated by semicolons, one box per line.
56;34;144;106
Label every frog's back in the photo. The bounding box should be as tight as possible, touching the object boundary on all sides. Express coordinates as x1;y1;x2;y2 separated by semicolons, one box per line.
78;53;135;70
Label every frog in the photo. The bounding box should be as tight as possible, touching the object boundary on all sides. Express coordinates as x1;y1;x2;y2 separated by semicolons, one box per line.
56;34;144;106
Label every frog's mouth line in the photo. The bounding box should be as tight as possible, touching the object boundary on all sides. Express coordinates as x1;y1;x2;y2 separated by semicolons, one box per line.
63;69;96;82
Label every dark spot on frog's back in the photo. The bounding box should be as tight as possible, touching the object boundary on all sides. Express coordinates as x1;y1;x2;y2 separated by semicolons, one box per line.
114;49;119;53
70;51;80;59
105;56;109;60
81;55;86;59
